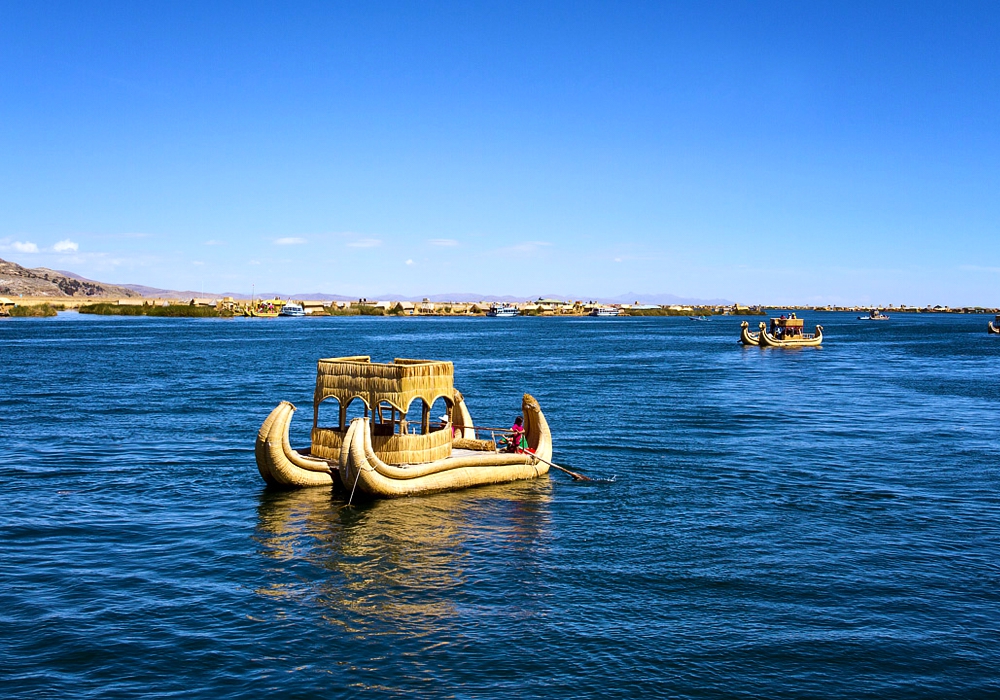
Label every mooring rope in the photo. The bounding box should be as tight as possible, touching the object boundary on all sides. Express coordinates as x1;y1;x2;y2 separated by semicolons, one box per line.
347;463;363;506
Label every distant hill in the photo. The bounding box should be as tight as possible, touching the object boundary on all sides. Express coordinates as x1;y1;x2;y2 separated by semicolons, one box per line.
0;258;140;298
0;257;730;305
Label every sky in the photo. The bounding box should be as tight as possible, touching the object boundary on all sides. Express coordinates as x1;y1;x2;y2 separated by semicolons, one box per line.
1;1;999;306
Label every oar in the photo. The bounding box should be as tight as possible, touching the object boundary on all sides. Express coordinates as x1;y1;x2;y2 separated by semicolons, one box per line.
529;452;592;481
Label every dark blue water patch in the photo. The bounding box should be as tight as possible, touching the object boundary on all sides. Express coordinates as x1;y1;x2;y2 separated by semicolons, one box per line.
2;311;1000;698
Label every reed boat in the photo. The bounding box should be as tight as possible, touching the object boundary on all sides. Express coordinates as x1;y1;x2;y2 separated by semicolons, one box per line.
255;356;552;498
755;315;823;348
242;299;285;317
739;320;760;345
989;315;1000;334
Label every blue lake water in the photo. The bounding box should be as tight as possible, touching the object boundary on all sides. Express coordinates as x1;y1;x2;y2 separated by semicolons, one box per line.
1;312;999;698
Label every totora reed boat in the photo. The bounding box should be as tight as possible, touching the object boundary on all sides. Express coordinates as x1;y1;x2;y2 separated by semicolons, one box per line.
255;356;552;498
741;315;823;347
989;315;1000;334
758;315;823;347
739;321;760;345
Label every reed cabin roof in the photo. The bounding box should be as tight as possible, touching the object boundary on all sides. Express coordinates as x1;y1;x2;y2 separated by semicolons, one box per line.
771;317;804;327
314;356;454;412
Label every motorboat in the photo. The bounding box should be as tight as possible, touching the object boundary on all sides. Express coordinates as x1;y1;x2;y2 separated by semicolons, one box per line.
588;307;620;317
279;302;306;317
486;303;520;318
858;308;890;320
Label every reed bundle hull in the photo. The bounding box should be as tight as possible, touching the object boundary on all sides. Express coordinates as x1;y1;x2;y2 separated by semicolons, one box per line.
756;321;823;347
255;401;337;487
989;321;1000;335
339;394;552;499
739;321;760;345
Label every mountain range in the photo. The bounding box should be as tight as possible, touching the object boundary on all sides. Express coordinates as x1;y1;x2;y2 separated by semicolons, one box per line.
0;258;730;305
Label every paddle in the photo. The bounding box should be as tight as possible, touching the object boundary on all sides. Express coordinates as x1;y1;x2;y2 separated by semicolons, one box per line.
528;452;592;481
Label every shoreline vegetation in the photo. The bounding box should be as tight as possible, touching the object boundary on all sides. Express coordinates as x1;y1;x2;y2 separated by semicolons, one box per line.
6;303;61;317
4;298;998;319
78;303;230;318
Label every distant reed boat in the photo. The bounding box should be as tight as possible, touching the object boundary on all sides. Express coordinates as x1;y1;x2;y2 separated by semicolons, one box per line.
255;356;552;498
244;299;284;317
741;315;823;347
989;315;1000;334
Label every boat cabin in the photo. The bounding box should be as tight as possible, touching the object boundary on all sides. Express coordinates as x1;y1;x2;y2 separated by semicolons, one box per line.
769;315;805;339
310;356;461;465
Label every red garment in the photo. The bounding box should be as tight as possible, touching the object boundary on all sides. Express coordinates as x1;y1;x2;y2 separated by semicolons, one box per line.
511;423;525;453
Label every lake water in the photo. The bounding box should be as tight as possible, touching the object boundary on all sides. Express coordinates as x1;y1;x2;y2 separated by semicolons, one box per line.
2;312;999;698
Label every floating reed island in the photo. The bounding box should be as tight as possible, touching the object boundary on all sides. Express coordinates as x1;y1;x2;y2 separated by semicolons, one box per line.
255;356;554;499
740;315;823;348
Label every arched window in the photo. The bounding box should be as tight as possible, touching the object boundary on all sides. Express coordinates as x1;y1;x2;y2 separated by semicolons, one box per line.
343;397;369;430
402;399;426;436
315;397;341;431
372;400;398;437
427;396;453;434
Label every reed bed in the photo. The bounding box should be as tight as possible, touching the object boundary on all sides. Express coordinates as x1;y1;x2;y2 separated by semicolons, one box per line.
7;303;60;317
79;303;229;317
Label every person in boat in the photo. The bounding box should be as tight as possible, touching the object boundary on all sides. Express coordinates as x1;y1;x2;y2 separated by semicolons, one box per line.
500;416;527;453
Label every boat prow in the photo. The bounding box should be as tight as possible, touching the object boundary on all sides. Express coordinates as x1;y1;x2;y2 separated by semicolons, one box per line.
989;316;1000;334
255;401;337;487
339;394;552;499
739;320;760;345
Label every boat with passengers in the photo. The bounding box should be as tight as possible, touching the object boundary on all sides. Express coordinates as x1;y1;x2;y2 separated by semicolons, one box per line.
486;303;520;318
279;302;306;317
858;308;890;320
741;314;823;348
989;315;1000;334
255;356;553;498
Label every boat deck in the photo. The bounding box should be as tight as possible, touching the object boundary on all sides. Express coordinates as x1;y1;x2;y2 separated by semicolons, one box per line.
296;446;501;467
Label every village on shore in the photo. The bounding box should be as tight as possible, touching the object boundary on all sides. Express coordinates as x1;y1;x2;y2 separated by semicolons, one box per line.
2;293;999;319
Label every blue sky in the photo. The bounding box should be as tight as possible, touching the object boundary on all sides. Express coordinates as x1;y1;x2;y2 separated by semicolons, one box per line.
1;1;998;305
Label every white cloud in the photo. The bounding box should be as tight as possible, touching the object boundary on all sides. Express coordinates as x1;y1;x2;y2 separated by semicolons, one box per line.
13;241;39;253
248;260;261;265
348;238;382;248
53;239;79;253
204;240;225;246
192;261;205;266
614;257;623;263
428;238;459;247
274;237;306;245
405;259;414;266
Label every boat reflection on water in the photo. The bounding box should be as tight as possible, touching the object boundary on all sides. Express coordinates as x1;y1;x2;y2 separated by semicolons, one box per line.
253;481;553;634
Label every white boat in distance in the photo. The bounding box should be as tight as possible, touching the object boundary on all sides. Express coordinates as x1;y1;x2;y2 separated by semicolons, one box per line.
486;303;520;318
279;302;306;317
857;308;889;320
588;307;620;317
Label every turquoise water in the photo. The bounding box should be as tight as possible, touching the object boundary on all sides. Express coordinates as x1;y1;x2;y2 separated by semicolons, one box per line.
2;312;999;698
